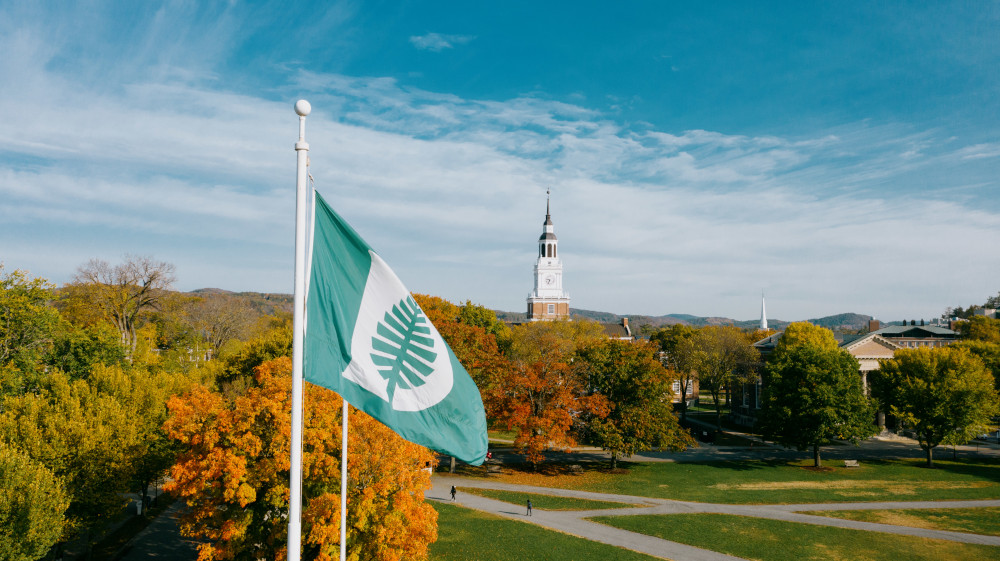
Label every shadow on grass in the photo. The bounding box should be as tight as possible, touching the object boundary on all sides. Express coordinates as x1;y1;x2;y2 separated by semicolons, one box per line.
676;459;793;472
446;457;639;478
917;457;1000;483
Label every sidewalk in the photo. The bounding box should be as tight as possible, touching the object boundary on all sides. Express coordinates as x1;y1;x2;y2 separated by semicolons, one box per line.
117;501;202;561
433;474;1000;561
432;478;744;561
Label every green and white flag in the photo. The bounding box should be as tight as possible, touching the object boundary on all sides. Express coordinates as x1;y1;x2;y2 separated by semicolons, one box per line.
304;191;488;465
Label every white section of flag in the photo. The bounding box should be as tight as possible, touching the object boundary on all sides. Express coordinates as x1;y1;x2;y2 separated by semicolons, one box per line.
342;252;455;411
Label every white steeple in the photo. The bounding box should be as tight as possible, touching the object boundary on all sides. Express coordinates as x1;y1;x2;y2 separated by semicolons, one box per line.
760;291;768;330
527;189;570;320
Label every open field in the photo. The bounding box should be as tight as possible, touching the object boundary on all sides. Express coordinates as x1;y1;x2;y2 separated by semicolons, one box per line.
475;458;1000;504
462;488;638;511
589;513;1000;561
800;506;1000;537
429;502;662;561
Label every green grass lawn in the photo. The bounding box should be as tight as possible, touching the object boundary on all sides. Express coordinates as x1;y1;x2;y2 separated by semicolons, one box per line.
488;429;518;441
462;488;639;511
489;458;1000;504
430;502;661;561
799;506;1000;536
589;513;1000;561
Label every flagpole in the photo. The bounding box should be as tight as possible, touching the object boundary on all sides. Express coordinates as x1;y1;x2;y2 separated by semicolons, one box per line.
340;400;348;561
288;99;311;561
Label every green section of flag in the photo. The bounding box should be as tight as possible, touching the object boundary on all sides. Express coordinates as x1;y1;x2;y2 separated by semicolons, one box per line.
304;192;488;465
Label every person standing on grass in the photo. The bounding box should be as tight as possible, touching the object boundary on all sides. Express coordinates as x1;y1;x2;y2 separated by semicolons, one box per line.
450;485;457;501
526;499;532;516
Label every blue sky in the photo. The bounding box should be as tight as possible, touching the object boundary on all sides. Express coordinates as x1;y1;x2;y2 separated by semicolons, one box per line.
1;1;998;322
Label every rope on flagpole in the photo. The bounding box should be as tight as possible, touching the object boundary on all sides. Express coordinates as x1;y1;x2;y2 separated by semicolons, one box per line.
288;99;311;561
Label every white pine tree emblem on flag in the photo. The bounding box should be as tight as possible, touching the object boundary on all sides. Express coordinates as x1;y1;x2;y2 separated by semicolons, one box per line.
371;296;437;402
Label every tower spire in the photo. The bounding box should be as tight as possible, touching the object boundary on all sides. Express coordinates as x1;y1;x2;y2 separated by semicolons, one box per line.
760;291;768;330
545;188;552;225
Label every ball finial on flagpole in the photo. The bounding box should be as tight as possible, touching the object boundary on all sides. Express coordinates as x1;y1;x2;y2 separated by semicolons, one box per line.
295;99;312;116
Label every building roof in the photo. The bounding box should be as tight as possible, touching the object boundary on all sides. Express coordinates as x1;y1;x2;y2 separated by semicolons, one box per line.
752;332;782;349
840;333;901;355
601;321;633;340
872;325;957;338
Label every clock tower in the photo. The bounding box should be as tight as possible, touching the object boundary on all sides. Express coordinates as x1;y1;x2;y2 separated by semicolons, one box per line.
527;190;570;320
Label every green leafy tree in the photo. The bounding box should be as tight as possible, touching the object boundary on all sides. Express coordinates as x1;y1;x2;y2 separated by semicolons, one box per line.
986;291;1000;310
215;323;293;391
0;265;60;372
0;363;184;542
951;339;1000;393
0;444;69;561
46;321;128;380
578;339;693;468
956;315;1000;344
648;324;697;420
758;338;875;467
457;300;512;352
874;347;999;467
0;371;138;536
776;322;839;352
685;325;759;431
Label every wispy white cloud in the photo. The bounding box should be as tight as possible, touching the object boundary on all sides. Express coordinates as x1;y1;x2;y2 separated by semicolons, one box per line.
1;5;998;322
958;143;1000;160
409;32;475;52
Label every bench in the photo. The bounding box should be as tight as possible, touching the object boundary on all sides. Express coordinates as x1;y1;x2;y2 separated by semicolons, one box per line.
844;460;860;468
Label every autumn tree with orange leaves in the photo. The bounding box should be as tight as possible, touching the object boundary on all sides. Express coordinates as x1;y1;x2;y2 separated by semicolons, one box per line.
164;357;437;561
490;320;609;466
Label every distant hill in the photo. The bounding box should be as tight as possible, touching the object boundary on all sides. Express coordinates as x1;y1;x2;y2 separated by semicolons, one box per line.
494;310;528;323
204;292;872;334
493;307;873;335
807;313;872;331
189;289;293;318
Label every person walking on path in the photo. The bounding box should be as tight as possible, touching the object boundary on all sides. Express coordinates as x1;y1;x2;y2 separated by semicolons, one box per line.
526;499;533;517
450;485;457;501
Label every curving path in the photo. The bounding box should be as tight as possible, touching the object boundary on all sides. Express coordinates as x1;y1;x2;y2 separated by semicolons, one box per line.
431;476;1000;561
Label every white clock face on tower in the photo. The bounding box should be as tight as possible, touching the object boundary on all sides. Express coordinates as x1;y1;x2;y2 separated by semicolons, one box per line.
544;274;555;286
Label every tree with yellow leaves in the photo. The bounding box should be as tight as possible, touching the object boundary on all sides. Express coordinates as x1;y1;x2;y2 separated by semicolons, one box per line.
164;357;437;561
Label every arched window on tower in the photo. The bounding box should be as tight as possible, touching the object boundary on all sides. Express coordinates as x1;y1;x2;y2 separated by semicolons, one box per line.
553;245;556;258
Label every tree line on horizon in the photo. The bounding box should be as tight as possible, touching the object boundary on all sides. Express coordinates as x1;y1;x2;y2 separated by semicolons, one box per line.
2;257;999;560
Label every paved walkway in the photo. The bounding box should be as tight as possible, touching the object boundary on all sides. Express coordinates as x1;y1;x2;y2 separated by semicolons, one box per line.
432;476;1000;561
117;502;202;561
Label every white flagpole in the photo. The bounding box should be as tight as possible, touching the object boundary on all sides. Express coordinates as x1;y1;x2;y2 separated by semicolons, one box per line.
340;400;348;561
288;99;311;561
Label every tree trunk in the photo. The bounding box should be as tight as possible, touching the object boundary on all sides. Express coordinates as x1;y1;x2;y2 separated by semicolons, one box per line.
813;445;821;467
611;454;617;470
680;383;688;422
926;446;934;468
449;456;455;473
712;391;723;432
